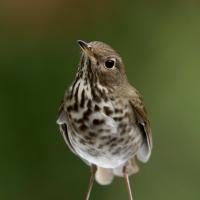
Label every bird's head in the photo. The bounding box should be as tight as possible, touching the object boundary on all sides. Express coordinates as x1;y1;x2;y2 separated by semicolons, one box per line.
78;40;127;90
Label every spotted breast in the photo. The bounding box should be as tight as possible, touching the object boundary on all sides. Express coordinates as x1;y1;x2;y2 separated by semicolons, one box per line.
61;74;143;168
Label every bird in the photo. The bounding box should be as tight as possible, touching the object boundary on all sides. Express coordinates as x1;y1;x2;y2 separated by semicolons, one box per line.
57;40;153;200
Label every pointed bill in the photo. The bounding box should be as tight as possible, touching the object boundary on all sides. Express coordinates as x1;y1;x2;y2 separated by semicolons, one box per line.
77;40;93;56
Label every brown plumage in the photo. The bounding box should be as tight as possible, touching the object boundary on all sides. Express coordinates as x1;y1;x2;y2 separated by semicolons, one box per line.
57;40;153;200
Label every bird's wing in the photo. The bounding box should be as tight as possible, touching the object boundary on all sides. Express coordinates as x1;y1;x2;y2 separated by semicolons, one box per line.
56;102;77;155
129;94;153;163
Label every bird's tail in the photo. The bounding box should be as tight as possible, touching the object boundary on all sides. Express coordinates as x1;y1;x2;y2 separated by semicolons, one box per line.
95;167;114;185
95;158;139;185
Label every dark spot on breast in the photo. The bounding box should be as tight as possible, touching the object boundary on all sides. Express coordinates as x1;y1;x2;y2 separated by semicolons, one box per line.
89;132;96;137
75;118;84;123
119;123;127;135
94;104;101;111
84;78;88;86
100;135;108;140
127;127;132;132
98;144;104;149
67;106;73;112
102;94;108;102
80;89;85;108
88;148;98;156
115;108;122;113
75;82;80;103
104;106;113;116
79;138;86;145
83;108;92;120
98;89;108;101
81;55;85;66
79;71;83;79
113;116;123;121
87;99;92;109
92;90;101;103
110;137;117;143
124;112;129;118
87;59;92;70
112;147;122;155
84;136;94;145
105;140;112;145
73;102;78;111
110;142;117;148
110;96;115;101
79;124;88;131
85;135;91;141
88;140;95;145
68;113;72;119
118;123;127;129
94;94;101;103
118;138;124;143
61;124;68;134
70;80;78;99
120;130;126;135
93;119;104;125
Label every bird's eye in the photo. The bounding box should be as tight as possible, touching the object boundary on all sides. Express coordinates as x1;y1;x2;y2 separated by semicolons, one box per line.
104;59;115;69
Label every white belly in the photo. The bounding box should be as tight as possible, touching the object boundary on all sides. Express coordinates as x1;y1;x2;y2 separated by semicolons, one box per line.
70;125;142;168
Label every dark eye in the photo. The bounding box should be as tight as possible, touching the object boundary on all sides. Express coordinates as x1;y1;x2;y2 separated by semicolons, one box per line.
105;59;115;69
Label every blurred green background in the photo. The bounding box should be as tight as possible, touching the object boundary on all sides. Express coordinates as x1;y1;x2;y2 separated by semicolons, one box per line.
0;0;200;199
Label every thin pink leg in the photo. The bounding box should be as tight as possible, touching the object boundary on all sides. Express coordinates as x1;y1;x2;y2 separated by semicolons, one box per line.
85;165;97;200
123;166;133;200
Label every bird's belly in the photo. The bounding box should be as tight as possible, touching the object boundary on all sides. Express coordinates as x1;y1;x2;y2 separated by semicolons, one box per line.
70;124;142;168
67;97;142;168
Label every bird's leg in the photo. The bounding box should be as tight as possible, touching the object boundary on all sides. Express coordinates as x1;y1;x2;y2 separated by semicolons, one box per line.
85;164;97;200
123;166;133;200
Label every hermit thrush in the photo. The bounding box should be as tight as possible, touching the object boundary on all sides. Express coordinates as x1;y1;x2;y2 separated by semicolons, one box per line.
57;40;152;200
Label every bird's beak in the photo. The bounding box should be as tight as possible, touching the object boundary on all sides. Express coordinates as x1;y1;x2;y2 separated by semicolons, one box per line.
77;40;93;56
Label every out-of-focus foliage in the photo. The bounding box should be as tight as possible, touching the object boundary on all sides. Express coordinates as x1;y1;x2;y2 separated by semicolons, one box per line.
0;0;200;199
